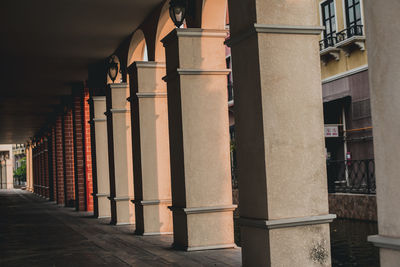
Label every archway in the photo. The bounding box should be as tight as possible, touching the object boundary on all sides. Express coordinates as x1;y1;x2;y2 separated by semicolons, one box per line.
127;29;148;67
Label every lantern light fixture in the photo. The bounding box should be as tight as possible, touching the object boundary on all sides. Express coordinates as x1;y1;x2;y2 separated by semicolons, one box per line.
169;0;189;28
107;55;119;83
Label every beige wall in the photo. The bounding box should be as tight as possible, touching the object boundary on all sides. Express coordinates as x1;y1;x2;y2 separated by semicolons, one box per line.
364;0;400;265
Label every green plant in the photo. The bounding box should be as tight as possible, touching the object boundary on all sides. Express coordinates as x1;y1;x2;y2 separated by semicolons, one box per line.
13;157;26;184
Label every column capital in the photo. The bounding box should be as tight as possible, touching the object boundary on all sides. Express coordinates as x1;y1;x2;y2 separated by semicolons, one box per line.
225;23;324;47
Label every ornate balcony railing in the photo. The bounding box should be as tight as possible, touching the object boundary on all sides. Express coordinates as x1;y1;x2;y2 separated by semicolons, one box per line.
327;159;376;194
336;24;364;43
319;25;364;51
319;34;337;51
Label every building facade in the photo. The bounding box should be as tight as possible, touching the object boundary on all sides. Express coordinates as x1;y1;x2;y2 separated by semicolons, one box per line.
317;0;374;194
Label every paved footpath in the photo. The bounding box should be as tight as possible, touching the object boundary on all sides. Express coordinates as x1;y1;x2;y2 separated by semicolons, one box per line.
0;189;241;267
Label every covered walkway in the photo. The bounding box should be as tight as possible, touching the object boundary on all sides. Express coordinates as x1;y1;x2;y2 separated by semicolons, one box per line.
0;190;241;267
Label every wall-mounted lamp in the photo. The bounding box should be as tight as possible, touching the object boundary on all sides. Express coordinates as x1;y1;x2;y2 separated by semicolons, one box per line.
107;55;119;83
169;0;189;28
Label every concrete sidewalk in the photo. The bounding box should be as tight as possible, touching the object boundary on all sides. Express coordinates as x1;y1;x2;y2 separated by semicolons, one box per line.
0;189;241;267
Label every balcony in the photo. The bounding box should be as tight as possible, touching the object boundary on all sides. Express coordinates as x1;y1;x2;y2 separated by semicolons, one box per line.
319;25;366;64
320;35;341;65
336;24;366;56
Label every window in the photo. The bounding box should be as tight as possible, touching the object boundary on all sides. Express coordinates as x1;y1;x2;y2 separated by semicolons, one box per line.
345;0;362;28
321;0;337;47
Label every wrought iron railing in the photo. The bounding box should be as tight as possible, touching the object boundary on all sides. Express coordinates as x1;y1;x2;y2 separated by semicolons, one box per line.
336;24;364;43
319;34;337;51
319;25;364;51
327;159;376;194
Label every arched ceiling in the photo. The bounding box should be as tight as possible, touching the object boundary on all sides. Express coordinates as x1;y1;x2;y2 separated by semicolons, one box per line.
0;0;164;143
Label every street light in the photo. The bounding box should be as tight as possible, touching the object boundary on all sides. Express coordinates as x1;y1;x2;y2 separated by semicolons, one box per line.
107;55;119;83
169;0;188;28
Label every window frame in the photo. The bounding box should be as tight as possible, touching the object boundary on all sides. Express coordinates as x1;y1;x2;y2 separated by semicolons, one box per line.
320;0;338;38
342;0;365;29
319;0;338;50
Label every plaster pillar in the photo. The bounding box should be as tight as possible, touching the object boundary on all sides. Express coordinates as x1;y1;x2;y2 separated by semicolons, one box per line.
162;29;236;251
0;158;5;189
106;83;135;225
25;145;30;191
226;1;335;265
128;62;173;235
29;144;34;192
36;144;41;195
40;141;45;197
6;157;13;189
92;96;111;219
364;0;400;265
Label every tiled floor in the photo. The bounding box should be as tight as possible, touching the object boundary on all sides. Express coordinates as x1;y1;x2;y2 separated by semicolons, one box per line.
0;189;241;267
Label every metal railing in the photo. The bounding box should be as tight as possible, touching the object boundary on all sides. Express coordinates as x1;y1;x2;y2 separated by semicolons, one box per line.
336;24;364;43
327;159;376;194
319;25;364;51
319;34;337;51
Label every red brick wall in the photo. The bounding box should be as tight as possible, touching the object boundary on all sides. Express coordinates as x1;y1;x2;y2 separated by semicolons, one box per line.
44;138;50;199
63;110;76;207
84;89;94;212
56;117;65;205
51;127;58;202
73;95;86;211
39;141;43;196
88;89;99;217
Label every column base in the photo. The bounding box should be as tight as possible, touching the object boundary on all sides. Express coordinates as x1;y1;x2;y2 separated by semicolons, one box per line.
97;194;111;219
169;205;237;251
172;243;237;252
240;214;336;266
132;199;173;236
108;196;135;225
98;216;112;219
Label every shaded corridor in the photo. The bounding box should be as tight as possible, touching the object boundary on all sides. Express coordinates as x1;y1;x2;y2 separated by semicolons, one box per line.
0;190;241;267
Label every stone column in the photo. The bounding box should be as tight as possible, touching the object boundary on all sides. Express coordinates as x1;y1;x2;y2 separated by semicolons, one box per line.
364;0;400;265
29;144;34;192
37;143;41;195
106;83;135;225
26;145;31;191
128;62;173;235
40;141;45;197
226;1;335;265
0;157;5;189
6;156;13;189
162;29;236;251
92;96;111;219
